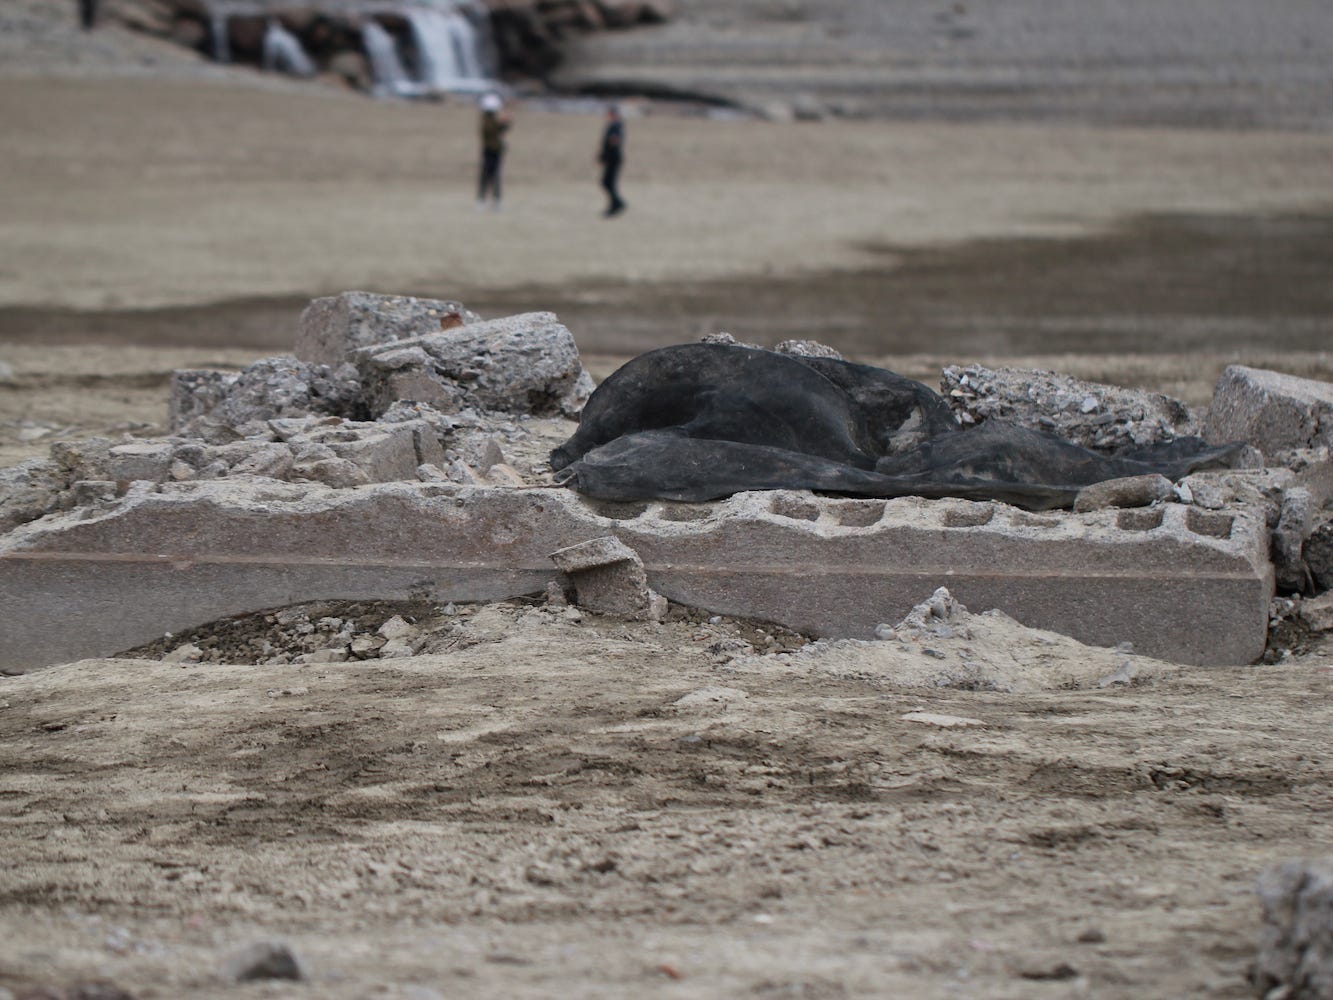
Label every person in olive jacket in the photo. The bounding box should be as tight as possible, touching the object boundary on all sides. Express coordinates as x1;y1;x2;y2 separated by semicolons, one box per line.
477;93;510;211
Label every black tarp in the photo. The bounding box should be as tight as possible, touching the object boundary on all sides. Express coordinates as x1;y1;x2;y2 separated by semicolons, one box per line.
550;344;1243;510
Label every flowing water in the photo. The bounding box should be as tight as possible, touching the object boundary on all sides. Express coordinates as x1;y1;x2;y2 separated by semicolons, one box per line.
261;20;315;77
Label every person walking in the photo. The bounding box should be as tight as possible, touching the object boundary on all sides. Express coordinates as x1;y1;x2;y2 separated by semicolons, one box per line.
597;105;626;217
477;93;510;211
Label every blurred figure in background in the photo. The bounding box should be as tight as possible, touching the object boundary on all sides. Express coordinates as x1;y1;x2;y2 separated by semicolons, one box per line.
477;93;510;212
598;105;626;217
78;0;99;30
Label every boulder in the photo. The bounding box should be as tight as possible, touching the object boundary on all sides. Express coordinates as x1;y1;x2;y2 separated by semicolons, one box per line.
940;365;1199;452
1207;366;1333;459
1253;858;1333;999
295;291;481;367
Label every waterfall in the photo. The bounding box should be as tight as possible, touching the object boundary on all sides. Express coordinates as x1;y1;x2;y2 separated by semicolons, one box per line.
262;20;316;77
362;20;416;96
404;5;492;93
210;9;231;63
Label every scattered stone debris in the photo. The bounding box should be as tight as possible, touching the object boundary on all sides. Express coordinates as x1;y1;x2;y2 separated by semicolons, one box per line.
1252;857;1333;1000
940;364;1199;451
221;941;306;983
114;596;809;669
118;599;446;665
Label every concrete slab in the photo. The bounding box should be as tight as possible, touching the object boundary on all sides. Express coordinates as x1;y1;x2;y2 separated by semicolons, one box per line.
1207;365;1333;457
0;482;1273;670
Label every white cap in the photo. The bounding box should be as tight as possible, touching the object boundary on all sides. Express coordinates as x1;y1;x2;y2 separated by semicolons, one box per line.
480;93;502;113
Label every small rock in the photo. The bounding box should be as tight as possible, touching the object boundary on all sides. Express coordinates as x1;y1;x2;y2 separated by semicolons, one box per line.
1073;474;1174;513
222;940;306;982
350;635;386;657
378;638;415;658
162;642;204;664
377;615;416;640
1096;660;1138;688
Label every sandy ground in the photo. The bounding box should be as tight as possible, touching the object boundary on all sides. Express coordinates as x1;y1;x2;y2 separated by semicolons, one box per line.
2;603;1330;999
3;11;1333;998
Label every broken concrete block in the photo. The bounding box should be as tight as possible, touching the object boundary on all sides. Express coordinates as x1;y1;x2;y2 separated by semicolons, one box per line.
48;437;114;479
941;365;1199;451
317;424;422;483
1305;517;1333;593
1297;592;1333;633
355;312;592;418
229;442;295;480
1207;366;1333;459
1072;474;1174;512
169;370;237;432
1273;487;1315;593
292;458;371;489
483;463;527;488
106;441;175;483
295;291;481;366
0;459;67;534
547;536;661;620
0;483;1273;671
174;356;362;436
549;536;661;618
66;480;118;506
1253;857;1333;1000
416;464;451;484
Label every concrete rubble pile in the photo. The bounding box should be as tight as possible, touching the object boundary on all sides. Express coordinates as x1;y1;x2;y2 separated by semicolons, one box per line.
2;297;1333;671
0;291;592;536
940;364;1202;452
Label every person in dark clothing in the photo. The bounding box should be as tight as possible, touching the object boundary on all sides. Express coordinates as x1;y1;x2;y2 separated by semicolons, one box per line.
477;93;510;211
597;105;626;217
78;0;99;30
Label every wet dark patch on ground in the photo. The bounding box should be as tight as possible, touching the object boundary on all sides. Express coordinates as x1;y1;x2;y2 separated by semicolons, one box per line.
3;211;1331;362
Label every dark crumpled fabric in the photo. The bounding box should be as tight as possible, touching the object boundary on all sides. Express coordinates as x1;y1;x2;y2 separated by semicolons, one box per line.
550;344;1243;510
